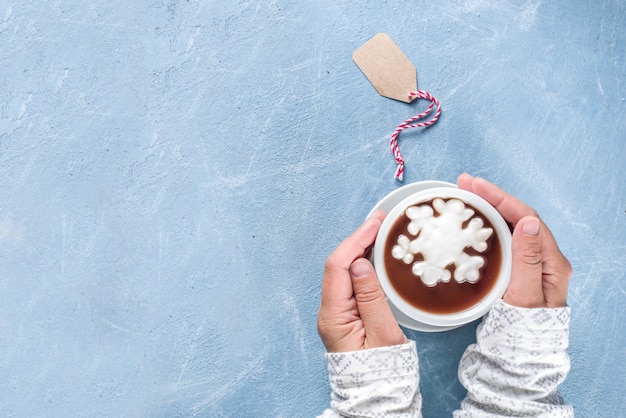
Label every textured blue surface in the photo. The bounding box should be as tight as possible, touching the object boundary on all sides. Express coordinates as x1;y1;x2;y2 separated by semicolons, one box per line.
1;1;624;417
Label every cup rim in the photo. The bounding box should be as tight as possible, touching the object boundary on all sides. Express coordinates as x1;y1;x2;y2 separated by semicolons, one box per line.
373;186;512;327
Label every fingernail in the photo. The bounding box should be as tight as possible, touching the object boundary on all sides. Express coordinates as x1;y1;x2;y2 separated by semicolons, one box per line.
350;259;371;278
366;210;385;221
522;217;540;236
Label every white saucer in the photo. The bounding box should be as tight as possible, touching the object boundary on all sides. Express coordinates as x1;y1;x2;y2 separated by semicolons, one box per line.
367;180;460;332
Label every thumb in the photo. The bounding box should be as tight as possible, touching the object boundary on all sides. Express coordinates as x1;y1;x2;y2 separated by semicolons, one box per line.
504;216;545;308
350;258;405;348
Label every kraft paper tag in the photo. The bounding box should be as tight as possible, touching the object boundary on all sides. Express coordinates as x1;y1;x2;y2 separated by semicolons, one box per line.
353;33;417;103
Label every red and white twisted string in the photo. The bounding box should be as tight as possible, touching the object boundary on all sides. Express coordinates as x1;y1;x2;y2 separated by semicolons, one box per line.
390;90;441;181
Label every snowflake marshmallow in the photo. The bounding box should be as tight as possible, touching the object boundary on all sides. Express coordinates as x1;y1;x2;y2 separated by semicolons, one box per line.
391;198;494;287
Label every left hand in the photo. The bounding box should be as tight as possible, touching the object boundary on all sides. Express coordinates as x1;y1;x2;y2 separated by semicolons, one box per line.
317;210;407;352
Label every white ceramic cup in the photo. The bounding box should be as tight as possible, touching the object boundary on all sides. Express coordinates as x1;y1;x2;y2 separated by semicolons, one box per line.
373;186;512;328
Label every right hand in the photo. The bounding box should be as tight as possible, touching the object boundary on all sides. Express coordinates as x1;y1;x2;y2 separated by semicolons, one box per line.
457;174;571;308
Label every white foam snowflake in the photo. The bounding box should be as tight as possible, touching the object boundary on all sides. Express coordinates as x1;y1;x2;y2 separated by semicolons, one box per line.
391;198;494;287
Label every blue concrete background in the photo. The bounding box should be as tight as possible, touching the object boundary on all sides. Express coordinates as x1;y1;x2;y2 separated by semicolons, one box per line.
1;1;624;417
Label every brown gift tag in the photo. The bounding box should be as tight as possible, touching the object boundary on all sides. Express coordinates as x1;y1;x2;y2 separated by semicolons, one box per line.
353;33;417;103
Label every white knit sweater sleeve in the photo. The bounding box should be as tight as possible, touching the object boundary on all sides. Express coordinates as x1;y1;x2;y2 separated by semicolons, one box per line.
318;340;422;418
453;300;574;417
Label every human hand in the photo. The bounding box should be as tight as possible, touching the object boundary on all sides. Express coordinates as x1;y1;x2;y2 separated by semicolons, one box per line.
318;210;407;352
457;174;571;308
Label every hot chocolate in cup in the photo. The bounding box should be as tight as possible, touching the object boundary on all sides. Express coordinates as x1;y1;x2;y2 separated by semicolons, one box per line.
373;186;512;328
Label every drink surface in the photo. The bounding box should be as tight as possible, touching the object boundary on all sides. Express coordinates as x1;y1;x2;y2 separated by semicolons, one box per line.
383;199;502;314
